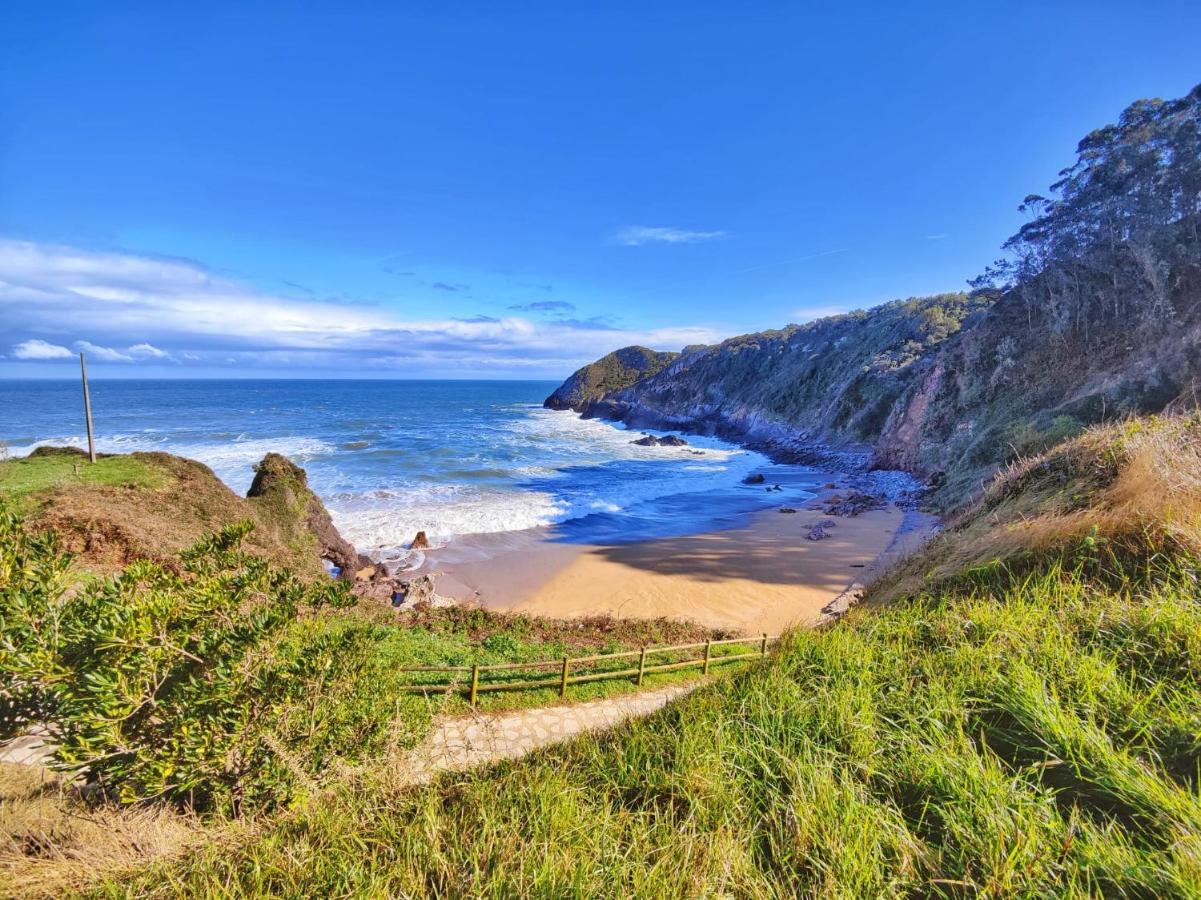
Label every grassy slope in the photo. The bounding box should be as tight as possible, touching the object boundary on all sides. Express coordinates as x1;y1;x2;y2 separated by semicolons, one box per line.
1;535;730;896
0;447;330;578
101;416;1201;897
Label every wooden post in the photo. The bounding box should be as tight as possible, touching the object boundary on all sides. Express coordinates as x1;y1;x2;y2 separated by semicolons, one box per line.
703;639;712;675
761;633;769;656
559;656;570;699
637;646;647;686
469;663;480;707
80;353;96;464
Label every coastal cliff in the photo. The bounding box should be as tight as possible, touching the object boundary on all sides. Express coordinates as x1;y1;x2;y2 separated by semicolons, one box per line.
544;345;679;411
548;85;1201;506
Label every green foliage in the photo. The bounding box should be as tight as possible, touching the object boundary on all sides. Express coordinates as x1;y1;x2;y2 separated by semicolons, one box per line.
0;510;357;813
999;415;1084;461
1;510;722;823
104;552;1201;897
989;83;1201;298
545;346;680;409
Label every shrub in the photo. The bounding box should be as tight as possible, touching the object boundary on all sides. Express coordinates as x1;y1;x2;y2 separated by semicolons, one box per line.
0;510;358;814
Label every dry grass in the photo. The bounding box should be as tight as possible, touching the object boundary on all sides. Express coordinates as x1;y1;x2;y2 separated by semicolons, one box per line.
0;764;206;899
871;412;1201;602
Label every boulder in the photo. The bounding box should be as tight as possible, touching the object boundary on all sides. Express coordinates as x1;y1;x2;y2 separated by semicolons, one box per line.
807;524;830;541
392;573;456;609
821;490;886;517
411;530;431;549
631;434;689;447
743;473;766;485
778;507;798;514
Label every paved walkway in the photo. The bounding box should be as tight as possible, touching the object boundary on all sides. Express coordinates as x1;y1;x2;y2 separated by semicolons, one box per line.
0;725;52;767
1;685;701;784
398;682;698;784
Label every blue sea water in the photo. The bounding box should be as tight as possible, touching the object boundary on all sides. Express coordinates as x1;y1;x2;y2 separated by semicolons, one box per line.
0;380;808;555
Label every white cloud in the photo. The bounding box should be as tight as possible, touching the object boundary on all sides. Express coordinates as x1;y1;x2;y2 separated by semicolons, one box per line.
128;342;169;359
75;340;134;363
612;226;726;246
12;338;74;359
0;239;720;373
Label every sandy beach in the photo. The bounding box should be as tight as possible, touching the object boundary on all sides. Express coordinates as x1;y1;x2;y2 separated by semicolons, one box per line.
415;491;934;635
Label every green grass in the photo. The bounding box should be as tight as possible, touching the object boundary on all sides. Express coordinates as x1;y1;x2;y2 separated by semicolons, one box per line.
98;556;1201;898
0;451;170;499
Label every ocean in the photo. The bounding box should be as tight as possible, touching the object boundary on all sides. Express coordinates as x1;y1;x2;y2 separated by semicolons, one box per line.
0;379;807;556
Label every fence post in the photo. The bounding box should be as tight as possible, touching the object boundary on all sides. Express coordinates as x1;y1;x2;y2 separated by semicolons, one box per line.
470;663;480;707
637;646;648;686
559;656;570;698
703;639;712;675
761;633;768;656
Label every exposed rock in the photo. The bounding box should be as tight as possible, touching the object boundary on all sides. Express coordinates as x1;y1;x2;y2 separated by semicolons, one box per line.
821;583;865;620
631;434;689;447
806;524;830;540
393;574;456;609
411;530;431;549
778;507;797;514
743;473;766;485
820;490;887;517
246;452;370;579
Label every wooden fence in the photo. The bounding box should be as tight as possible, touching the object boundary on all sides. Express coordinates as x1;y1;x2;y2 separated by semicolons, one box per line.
395;634;782;705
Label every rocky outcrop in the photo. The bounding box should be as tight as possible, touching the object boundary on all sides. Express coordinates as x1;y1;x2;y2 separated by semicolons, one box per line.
246;452;368;579
631;434;688;447
544;346;680;412
15;449;350;579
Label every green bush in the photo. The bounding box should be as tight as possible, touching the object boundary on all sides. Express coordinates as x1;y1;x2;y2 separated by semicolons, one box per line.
0;509;358;813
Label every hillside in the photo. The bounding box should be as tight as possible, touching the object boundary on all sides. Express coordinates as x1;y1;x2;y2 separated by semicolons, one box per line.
98;413;1201;896
0;446;364;579
544;345;681;411
548;84;1201;507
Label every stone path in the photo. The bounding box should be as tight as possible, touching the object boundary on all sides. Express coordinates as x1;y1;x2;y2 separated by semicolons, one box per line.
1;685;702;787
0;725;52;767
398;682;698;784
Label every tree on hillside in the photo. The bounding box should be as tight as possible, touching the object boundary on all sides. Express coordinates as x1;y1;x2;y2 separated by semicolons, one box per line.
975;83;1201;338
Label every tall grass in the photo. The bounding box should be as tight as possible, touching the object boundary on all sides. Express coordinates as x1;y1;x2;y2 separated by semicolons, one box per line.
72;414;1201;895
98;552;1201;897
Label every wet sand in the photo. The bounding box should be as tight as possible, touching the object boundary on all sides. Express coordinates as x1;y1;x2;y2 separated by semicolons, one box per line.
415;499;933;635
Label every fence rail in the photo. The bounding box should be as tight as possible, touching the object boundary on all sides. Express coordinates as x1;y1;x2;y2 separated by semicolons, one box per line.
396;634;782;705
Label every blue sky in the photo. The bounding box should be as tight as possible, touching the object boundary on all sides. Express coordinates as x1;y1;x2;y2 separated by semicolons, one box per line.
2;1;1198;379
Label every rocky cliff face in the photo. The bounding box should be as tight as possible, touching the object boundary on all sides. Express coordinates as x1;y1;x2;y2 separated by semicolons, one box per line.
546;270;1200;508
547;294;988;470
546;83;1201;508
